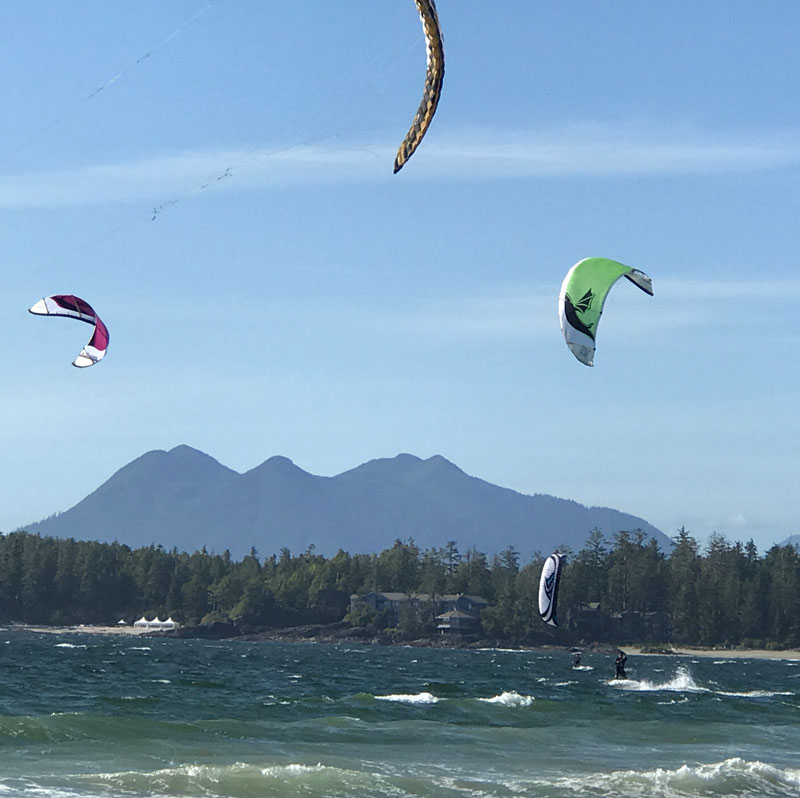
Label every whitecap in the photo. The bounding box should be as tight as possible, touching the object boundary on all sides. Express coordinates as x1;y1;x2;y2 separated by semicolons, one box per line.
478;690;534;707
261;763;326;777
375;691;439;704
54;643;87;649
610;665;708;693
526;757;800;794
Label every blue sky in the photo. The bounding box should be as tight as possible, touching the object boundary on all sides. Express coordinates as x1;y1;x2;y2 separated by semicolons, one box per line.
2;1;799;554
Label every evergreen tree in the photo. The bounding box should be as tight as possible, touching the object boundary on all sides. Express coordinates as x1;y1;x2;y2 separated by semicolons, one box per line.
668;527;701;644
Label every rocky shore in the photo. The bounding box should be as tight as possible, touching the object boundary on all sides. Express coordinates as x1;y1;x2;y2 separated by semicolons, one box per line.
149;620;620;653
10;623;799;659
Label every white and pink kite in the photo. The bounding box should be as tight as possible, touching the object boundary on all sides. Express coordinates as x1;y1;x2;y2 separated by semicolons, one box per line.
29;295;109;367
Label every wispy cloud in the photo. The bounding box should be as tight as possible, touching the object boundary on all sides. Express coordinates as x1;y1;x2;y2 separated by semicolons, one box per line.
379;273;798;343
423;124;800;179
2;123;800;208
657;276;800;300
389;293;556;340
110;271;796;347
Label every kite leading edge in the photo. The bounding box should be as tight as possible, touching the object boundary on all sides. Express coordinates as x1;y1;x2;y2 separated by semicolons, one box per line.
393;0;445;173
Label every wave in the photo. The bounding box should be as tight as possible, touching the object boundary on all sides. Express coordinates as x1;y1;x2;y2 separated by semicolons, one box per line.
526;757;800;797
477;691;534;707
9;756;800;798
374;691;439;704
610;665;794;699
371;690;537;708
0;712;176;744
610;665;708;693
35;761;394;798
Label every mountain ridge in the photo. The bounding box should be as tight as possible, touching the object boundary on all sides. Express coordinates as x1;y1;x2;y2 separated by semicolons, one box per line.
23;445;671;559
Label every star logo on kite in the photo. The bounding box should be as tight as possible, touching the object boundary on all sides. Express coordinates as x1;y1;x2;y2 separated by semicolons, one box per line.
571;288;594;315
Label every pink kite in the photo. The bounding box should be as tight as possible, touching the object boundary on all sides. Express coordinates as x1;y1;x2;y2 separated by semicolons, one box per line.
29;295;109;368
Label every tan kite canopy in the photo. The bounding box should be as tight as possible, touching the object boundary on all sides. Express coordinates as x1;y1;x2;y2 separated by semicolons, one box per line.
394;0;445;173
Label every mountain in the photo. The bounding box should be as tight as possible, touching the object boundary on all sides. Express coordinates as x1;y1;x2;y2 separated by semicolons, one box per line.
23;445;671;559
779;534;800;549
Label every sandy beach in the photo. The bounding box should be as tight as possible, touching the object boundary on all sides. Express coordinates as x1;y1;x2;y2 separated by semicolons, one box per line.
622;645;800;661
7;624;151;636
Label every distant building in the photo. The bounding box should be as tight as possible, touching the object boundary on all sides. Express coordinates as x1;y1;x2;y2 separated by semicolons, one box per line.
133;616;179;631
440;594;489;616
350;592;488;634
436;609;480;634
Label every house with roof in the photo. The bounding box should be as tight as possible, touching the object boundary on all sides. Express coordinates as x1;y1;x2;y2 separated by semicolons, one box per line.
132;616;179;631
350;591;488;634
435;608;481;634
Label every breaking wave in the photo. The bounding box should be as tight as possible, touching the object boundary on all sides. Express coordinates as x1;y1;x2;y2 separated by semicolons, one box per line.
527;757;800;797
374;691;439;704
610;665;794;699
477;690;534;707
610;665;708;693
7;757;800;798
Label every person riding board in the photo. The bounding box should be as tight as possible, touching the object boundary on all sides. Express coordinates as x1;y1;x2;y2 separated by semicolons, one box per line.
614;650;628;679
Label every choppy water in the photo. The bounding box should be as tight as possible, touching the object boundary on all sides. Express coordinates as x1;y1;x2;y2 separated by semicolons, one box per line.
0;630;798;797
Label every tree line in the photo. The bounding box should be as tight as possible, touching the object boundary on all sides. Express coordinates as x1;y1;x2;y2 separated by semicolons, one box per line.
0;527;798;648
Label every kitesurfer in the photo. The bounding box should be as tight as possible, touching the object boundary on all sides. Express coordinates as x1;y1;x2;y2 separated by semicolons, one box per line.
573;652;581;668
614;650;628;679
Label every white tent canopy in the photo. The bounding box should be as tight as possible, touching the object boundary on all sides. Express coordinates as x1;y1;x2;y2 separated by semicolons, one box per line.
133;616;179;630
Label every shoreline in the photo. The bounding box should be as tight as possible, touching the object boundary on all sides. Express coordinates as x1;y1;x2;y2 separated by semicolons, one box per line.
622;645;800;661
6;624;150;636
7;624;800;660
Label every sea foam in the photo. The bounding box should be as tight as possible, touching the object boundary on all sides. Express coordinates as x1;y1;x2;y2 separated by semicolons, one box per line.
374;691;439;704
611;665;707;693
477;690;534;707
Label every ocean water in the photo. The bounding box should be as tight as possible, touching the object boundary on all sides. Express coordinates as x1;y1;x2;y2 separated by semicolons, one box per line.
0;630;798;797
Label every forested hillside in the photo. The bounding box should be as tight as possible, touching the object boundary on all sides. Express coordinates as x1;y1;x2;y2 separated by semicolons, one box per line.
0;528;798;648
